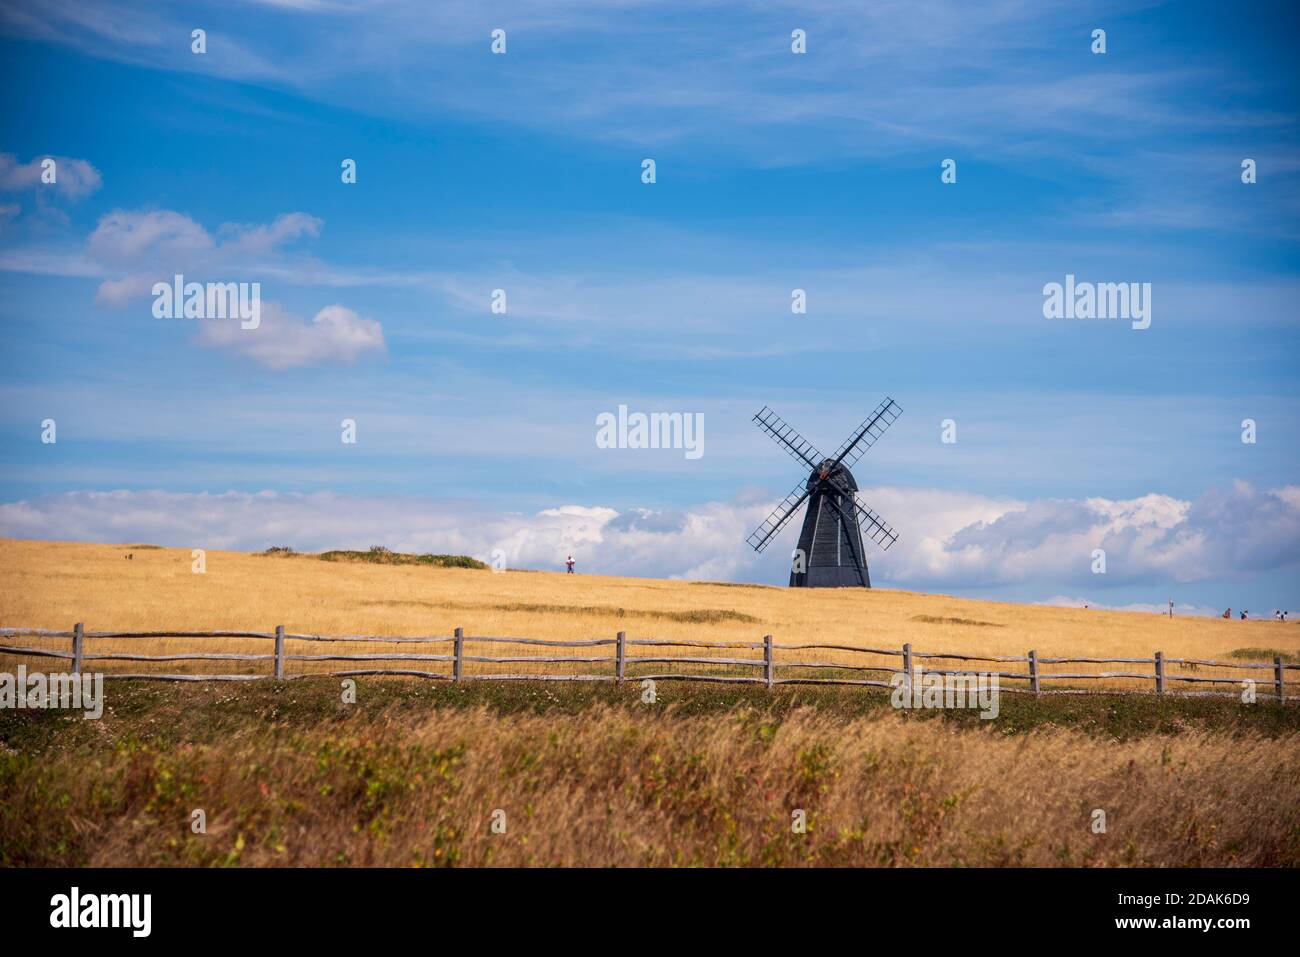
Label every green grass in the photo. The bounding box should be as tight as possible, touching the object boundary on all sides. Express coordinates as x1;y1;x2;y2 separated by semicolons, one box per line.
2;678;1295;756
910;614;1004;627
359;598;761;624
691;581;781;590
314;549;488;570
1229;648;1298;664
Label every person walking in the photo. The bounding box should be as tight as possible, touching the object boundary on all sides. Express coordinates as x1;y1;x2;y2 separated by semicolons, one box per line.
565;555;575;574
1222;608;1231;619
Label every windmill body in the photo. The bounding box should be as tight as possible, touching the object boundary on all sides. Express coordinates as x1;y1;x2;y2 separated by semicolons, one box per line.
747;399;902;588
791;459;870;587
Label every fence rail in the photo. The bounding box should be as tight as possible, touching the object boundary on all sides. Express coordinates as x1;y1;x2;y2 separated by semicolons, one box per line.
0;625;1295;701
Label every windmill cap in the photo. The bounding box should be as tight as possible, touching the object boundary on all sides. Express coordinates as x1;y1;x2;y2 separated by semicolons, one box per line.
811;459;858;489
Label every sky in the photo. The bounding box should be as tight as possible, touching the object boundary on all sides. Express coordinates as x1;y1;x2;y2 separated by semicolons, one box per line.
0;0;1297;615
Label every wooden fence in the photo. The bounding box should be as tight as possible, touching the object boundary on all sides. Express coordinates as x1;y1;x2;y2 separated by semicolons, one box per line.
1;624;1295;701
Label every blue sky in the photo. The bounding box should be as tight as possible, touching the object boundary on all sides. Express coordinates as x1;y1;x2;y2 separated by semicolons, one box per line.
0;0;1297;613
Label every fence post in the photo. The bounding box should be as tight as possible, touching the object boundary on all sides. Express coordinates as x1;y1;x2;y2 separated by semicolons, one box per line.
902;643;912;690
764;634;774;689
72;624;84;676
1154;650;1164;695
1028;649;1040;696
615;631;626;685
454;627;464;682
1275;656;1285;705
274;625;285;680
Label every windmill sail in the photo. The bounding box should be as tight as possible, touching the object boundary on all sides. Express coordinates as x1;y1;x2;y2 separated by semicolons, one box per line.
853;499;898;550
752;406;822;471
829;398;902;470
746;480;810;553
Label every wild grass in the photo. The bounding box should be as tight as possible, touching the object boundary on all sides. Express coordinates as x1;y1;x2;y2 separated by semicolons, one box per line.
2;680;1295;867
1229;648;1297;663
910;614;1004;627
362;599;760;625
317;547;488;569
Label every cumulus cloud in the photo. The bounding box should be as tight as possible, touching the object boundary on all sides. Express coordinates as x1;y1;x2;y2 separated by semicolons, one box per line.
883;482;1300;588
0;491;760;580
195;301;385;369
78;208;385;368
87;208;214;264
94;272;160;306
87;208;323;301
1;483;1296;596
0;153;102;199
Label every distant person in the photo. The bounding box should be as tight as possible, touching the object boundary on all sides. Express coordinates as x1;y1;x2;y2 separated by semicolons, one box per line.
1222;608;1231;619
1240;609;1249;620
565;555;575;574
1168;598;1174;619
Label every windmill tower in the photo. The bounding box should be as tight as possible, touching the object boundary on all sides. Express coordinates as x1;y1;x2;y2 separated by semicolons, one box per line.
746;398;902;587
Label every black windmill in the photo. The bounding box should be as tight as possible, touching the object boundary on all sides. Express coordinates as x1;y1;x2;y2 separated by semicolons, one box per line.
746;398;902;587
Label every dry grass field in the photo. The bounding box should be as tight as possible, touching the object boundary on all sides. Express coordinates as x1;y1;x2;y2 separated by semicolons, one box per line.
5;684;1298;867
1;537;1296;692
3;537;1298;867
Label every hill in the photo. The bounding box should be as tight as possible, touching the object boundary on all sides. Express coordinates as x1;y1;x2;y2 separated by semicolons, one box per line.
0;538;1293;672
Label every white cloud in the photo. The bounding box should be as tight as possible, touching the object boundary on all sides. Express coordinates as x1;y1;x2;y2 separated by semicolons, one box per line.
217;212;323;256
195;301;385;369
2;483;1296;596
87;208;214;265
882;482;1300;588
76;209;385;369
87;207;322;300
0;152;102;199
94;272;158;306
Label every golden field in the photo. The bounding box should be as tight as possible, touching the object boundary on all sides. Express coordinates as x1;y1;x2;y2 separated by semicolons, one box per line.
3;537;1298;868
0;537;1295;693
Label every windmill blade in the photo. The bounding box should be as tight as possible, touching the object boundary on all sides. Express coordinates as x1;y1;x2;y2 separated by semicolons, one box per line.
853;499;899;551
746;479;811;553
752;406;823;472
830;397;902;470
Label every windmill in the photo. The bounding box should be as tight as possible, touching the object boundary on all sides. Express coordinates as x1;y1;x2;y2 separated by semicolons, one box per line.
746;398;902;587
